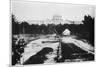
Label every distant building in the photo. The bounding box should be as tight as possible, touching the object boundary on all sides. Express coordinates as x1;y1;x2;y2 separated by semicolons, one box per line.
28;15;83;25
52;15;63;21
62;29;71;35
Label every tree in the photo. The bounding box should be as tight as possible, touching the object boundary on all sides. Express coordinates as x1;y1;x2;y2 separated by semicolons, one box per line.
12;14;20;34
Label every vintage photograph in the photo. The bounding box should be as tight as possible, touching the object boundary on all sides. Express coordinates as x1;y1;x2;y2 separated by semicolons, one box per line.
11;0;95;66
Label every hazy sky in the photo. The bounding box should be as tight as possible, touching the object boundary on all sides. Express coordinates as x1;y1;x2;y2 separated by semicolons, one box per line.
11;0;95;22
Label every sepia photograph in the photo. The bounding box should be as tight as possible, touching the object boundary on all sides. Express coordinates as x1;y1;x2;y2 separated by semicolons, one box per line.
11;0;95;66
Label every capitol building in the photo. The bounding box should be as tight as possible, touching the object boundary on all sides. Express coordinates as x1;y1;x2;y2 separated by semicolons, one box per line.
27;15;83;25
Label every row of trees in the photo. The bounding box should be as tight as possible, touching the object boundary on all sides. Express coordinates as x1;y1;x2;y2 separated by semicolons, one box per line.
12;14;94;46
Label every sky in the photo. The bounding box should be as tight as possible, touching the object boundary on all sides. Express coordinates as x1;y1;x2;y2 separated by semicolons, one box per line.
11;0;95;24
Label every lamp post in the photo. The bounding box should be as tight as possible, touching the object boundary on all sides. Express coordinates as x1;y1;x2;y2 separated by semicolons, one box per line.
50;15;63;61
